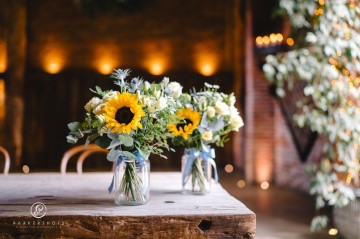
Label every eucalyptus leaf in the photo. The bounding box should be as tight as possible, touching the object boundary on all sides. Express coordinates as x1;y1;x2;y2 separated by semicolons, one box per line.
119;134;134;147
95;135;112;148
121;151;136;159
107;138;122;149
68;122;82;132
66;135;78;144
107;148;122;162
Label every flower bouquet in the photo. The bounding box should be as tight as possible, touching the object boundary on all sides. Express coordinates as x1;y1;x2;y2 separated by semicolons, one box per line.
66;69;179;205
168;83;244;194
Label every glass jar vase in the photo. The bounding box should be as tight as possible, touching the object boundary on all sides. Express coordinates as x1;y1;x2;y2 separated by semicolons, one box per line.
114;155;150;206
181;148;216;195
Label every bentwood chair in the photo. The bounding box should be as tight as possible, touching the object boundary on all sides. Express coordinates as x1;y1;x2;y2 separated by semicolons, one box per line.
60;144;108;175
0;146;10;174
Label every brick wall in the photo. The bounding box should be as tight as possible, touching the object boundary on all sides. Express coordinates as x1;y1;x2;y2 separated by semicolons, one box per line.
252;66;275;183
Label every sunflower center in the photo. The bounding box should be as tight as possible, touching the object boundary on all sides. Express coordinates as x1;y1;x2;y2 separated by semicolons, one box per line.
115;107;134;124
176;119;193;131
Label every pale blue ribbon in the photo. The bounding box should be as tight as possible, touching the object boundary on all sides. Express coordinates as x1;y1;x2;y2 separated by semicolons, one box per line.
108;151;144;193
182;147;218;187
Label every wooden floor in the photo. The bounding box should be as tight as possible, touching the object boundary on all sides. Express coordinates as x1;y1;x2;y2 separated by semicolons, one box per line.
219;171;339;239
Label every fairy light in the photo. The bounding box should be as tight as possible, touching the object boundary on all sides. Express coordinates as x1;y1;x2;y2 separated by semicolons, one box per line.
269;33;277;44
286;38;294;46
350;0;355;8
263;36;270;45
256;36;264;46
318;0;325;6
336;50;342;57
224;164;234;173
346;170;352;185
255;33;285;47
260;181;270;190
355;77;360;85
22;165;30;174
237;180;246;188
328;228;338;236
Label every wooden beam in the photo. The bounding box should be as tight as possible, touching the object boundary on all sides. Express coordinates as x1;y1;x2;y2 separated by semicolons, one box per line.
244;0;255;183
1;0;27;168
231;0;245;170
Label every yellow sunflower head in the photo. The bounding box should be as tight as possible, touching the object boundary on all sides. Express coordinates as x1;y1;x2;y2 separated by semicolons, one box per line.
168;108;201;140
102;91;145;134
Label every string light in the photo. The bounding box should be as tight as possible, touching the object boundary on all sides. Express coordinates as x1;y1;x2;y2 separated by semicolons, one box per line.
255;33;285;48
260;181;270;190
328;228;338;236
22;165;30;174
237;180;246;188
286;38;294;46
224;164;234;173
318;0;325;6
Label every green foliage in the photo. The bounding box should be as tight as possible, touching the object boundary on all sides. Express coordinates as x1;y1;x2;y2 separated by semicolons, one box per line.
66;69;179;160
263;0;360;230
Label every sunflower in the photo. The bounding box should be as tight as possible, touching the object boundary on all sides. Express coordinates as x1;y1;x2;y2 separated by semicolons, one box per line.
102;91;145;134
168;108;201;140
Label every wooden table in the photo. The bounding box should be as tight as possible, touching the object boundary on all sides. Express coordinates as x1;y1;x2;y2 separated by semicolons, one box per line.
0;172;255;238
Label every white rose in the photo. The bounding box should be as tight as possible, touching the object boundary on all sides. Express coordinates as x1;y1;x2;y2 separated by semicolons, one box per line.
84;97;102;112
147;99;157;113
229;95;236;106
142;96;151;106
229;115;244;131
207;107;216;118
215;101;230;116
154;90;161;98
202;130;213;141
166;82;183;98
103;91;117;100
229;106;239;117
156;97;167;111
93;103;106;115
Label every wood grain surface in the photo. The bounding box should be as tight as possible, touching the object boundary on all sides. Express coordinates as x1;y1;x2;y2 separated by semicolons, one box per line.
0;172;255;238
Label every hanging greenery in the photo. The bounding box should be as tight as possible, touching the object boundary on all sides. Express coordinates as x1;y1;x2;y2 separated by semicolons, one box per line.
263;0;360;231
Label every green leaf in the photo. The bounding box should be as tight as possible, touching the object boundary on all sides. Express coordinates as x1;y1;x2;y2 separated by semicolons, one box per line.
121;151;136;159
118;134;134;147
107;138;122;149
172;136;183;146
66;135;78;144
95;135;112;148
68;122;82;132
310;215;328;231
150;83;161;92
137;147;150;159
107;148;122;162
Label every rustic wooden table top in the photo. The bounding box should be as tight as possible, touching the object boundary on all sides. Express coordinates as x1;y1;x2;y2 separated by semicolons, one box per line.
0;172;255;239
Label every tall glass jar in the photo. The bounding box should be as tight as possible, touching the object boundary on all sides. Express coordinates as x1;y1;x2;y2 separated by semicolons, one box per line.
181;149;212;195
114;156;150;206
